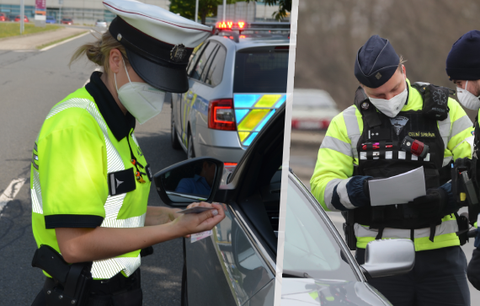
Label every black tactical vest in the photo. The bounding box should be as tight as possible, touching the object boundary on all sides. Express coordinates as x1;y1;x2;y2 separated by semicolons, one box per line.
352;84;448;230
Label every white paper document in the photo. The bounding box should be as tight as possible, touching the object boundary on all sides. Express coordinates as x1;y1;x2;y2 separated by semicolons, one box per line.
190;230;212;243
368;166;426;206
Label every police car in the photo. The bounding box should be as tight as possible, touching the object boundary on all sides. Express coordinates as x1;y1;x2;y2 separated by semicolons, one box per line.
170;21;289;167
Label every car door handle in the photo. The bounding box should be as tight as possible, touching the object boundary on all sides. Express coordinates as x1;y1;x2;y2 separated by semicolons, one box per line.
187;93;194;100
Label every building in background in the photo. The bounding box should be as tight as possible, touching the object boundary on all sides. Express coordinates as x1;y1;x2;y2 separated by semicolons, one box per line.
216;1;288;23
0;0;169;24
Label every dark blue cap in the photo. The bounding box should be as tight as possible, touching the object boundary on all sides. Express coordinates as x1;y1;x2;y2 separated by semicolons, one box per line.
354;35;400;88
446;30;480;81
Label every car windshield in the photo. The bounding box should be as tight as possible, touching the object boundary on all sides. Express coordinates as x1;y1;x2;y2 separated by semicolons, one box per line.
233;46;288;93
283;178;359;281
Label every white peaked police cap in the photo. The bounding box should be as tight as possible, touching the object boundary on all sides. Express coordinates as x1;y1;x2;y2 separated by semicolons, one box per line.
103;0;213;93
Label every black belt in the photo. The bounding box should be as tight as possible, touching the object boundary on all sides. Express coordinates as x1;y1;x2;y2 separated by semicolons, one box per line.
44;268;141;296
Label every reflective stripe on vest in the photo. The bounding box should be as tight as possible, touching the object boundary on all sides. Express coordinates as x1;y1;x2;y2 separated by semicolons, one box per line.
354;219;459;250
31;97;143;279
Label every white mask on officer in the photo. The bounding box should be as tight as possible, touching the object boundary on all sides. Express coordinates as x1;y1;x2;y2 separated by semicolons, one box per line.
115;59;166;124
367;86;408;118
456;81;480;111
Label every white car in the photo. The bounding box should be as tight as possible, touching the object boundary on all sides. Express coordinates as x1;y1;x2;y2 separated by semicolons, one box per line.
292;88;340;130
95;19;108;28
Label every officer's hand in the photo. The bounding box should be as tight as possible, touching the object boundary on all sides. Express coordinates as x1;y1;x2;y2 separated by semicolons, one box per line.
171;202;225;237
345;175;373;208
407;188;448;218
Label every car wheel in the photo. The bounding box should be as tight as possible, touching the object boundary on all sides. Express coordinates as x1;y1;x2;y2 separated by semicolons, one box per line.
171;108;182;150
187;131;195;159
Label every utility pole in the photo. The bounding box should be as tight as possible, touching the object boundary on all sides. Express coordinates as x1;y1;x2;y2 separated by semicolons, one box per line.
195;0;198;23
20;0;24;34
223;0;226;21
59;0;63;24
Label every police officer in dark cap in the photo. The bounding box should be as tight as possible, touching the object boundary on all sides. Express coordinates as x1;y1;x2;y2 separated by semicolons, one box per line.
446;30;480;292
311;34;473;306
30;1;225;305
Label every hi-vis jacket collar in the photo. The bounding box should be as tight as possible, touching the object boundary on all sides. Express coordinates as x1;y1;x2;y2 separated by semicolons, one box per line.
86;71;135;141
103;0;213;93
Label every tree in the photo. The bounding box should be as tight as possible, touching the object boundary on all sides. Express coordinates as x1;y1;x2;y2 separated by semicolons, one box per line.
247;0;292;20
170;0;238;25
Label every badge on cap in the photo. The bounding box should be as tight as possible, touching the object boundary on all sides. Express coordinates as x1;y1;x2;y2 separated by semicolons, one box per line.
170;44;187;62
375;72;382;80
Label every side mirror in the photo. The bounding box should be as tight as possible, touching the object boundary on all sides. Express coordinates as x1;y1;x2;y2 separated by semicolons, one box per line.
153;157;224;207
360;239;415;278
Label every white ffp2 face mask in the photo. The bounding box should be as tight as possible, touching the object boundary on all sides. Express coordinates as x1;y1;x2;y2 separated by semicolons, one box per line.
457;81;480;111
368;86;408;118
115;60;166;124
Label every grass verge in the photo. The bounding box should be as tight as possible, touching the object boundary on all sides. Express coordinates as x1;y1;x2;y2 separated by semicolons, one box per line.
0;22;61;39
37;31;88;50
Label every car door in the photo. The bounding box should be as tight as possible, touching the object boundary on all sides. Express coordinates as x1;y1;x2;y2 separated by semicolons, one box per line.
184;203;275;306
183;106;285;306
181;42;219;149
232;46;289;147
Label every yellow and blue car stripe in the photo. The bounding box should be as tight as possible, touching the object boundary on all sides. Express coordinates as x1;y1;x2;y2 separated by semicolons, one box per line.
234;93;286;147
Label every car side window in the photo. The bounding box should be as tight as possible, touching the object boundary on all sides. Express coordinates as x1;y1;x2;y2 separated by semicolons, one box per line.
191;42;218;81
204;45;227;87
186;42;207;77
199;43;219;83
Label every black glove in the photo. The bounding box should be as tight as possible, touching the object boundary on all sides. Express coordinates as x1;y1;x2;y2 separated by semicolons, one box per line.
345;175;372;208
407;187;448;218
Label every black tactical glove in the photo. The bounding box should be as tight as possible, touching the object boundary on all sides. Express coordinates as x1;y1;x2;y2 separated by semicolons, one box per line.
345;175;373;208
407;187;448;218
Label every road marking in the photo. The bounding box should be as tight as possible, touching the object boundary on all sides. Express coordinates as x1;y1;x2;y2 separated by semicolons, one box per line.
0;178;27;215
40;31;91;51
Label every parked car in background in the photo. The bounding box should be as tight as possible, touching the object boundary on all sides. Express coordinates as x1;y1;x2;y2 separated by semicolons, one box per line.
0;12;10;21
14;15;29;22
155;103;414;306
95;19;107;27
60;17;73;25
291;88;340;130
170;22;289;166
46;15;56;24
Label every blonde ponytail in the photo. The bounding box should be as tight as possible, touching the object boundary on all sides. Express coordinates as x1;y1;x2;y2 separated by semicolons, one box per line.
70;31;129;71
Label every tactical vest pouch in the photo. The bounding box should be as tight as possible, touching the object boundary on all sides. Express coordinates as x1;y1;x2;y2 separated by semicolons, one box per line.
412;83;450;121
456;212;470;246
342;211;357;250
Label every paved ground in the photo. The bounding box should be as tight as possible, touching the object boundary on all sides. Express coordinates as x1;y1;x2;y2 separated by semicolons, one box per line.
0;26;92;50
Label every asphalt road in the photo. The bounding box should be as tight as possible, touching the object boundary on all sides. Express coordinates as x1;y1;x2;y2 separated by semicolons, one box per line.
289;129;480;304
0;32;188;305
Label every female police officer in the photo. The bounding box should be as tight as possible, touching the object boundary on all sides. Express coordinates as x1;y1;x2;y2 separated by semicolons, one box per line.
30;1;224;305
